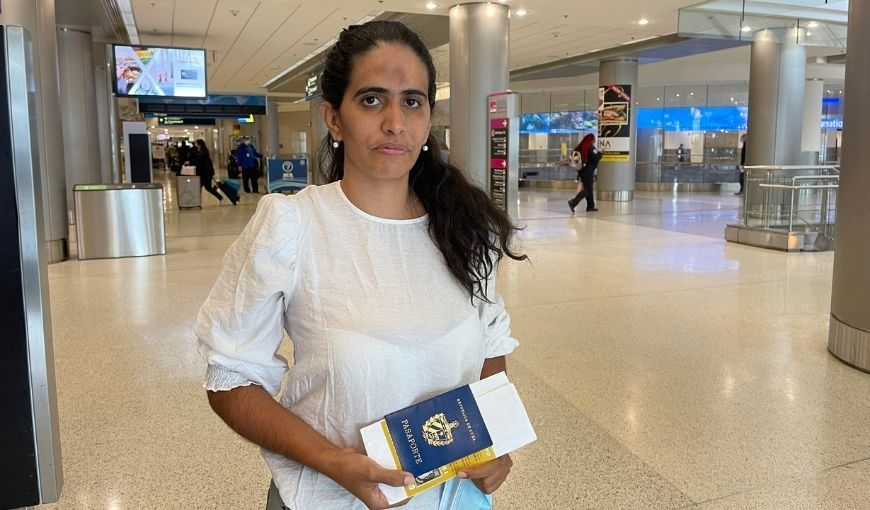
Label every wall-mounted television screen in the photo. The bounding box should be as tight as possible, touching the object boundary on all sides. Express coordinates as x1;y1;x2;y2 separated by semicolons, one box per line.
114;45;207;98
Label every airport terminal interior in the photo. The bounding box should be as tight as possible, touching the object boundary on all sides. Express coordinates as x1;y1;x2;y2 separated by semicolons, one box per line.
2;0;869;509
40;179;870;509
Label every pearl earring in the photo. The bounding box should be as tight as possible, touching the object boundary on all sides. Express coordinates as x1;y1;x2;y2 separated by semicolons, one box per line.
422;145;429;152
332;140;340;148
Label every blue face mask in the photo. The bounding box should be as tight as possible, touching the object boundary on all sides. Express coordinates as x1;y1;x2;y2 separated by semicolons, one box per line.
438;478;492;510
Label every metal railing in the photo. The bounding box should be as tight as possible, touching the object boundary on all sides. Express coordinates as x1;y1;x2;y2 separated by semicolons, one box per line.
741;165;839;243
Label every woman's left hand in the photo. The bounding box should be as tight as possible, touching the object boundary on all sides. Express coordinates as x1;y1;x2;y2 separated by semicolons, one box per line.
457;454;513;494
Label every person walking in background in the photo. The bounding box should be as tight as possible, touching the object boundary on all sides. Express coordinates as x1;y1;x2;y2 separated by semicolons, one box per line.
568;133;601;213
677;143;687;163
177;141;191;168
189;139;224;205
236;136;263;193
737;134;747;195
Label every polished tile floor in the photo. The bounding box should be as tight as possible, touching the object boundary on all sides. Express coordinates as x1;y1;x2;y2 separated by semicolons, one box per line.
42;175;870;509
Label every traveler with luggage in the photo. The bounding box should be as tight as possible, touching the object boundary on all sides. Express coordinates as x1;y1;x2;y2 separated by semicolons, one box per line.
189;139;224;205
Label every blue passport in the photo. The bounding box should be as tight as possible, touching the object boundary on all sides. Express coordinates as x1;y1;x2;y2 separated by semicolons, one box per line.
384;384;493;477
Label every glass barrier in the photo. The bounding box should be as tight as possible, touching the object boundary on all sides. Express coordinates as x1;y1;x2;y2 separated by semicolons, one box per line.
741;165;839;240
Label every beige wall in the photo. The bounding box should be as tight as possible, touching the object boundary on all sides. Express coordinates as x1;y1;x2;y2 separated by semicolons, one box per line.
279;111;313;156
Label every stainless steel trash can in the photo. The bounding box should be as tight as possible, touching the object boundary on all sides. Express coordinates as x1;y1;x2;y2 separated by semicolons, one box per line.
74;183;166;260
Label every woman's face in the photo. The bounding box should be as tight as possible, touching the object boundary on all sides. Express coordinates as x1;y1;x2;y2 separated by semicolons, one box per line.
325;43;431;183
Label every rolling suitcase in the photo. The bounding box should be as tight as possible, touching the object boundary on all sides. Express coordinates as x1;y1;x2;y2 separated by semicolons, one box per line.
216;178;239;205
177;175;201;209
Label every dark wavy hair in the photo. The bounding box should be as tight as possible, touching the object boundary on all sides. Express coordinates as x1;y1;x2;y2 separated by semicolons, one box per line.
317;20;526;302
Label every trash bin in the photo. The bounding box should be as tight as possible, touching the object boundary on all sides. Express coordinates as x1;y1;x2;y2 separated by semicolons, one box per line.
74;183;166;260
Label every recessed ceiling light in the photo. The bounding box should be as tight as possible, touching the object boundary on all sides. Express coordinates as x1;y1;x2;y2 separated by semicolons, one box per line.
741;25;752;32
807;21;819;28
425;2;437;9
637;18;649;26
807;31;812;36
515;8;527;16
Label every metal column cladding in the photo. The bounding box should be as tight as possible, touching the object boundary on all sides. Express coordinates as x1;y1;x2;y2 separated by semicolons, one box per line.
0;25;63;507
18;0;71;263
746;28;807;166
597;57;638;202
449;2;509;189
829;0;870;373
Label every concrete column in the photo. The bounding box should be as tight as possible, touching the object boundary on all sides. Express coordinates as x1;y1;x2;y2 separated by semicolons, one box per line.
828;0;870;373
57;28;102;223
266;97;280;157
449;2;509;190
801;78;824;164
597;57;638;202
746;28;806;166
309;96;329;185
0;0;69;262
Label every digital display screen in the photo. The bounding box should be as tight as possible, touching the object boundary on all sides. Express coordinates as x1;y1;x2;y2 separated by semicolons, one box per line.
520;111;597;133
114;45;207;98
636;106;749;132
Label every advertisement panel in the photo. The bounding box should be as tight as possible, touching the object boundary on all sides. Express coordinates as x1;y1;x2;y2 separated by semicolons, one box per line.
114;45;207;98
598;84;632;162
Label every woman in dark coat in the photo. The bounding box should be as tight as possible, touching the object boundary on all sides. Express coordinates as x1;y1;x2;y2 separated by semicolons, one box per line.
191;139;224;204
568;133;601;213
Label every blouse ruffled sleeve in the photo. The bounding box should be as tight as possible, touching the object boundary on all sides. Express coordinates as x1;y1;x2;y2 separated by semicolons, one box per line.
195;194;300;396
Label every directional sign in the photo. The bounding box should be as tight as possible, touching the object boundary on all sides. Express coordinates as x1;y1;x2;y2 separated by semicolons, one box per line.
489;117;510;210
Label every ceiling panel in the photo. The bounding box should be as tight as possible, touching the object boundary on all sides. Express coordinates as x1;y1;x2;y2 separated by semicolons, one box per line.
208;2;306;86
197;0;262;85
230;4;348;89
241;4;397;89
172;0;219;48
129;0;842;96
130;0;703;94
133;0;175;43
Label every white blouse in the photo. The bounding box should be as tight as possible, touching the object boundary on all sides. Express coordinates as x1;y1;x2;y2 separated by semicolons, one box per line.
195;182;518;510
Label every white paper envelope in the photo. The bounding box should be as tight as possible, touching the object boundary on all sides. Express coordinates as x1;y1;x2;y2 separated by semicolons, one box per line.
361;372;536;504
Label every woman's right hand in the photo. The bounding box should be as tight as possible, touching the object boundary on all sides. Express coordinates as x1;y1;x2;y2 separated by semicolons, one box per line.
325;447;414;509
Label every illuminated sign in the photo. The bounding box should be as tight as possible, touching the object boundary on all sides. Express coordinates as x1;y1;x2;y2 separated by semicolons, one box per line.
305;74;319;98
156;116;215;126
158;117;184;125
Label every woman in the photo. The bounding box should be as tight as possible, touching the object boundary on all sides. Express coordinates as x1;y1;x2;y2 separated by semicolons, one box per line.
196;21;526;510
567;133;601;213
189;139;224;204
